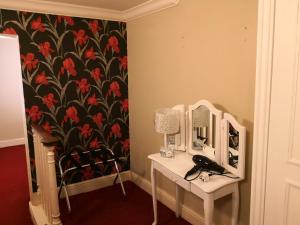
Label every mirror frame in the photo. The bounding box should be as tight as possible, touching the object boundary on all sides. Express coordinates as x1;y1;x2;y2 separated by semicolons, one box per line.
188;100;222;164
221;113;246;179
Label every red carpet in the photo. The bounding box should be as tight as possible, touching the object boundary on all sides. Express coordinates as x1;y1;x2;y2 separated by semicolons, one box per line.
0;145;190;225
0;145;32;225
60;182;191;225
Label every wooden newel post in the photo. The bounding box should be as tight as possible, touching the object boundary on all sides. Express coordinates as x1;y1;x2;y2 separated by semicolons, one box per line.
47;147;62;225
32;124;62;225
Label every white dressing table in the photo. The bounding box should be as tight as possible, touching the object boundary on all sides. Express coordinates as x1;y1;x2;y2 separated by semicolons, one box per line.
150;100;246;225
148;152;240;225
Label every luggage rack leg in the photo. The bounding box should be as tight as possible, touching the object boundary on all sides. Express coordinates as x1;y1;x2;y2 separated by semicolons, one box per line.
58;148;127;212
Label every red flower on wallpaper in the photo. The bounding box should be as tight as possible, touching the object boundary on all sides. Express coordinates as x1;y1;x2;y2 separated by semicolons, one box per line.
57;16;74;26
26;105;42;122
78;123;92;138
21;53;38;71
83;167;93;180
111;123;122;138
92;113;104;127
121;99;128;112
61;58;77;76
121;139;130;153
35;71;48;85
90;68;101;81
89;137;100;149
2;27;16;34
43;93;58;108
89;20;101;34
87;94;98;106
109;81;121;97
106;36;120;53
39;42;54;58
64;106;80;123
42;121;52;134
76;78;90;94
31;16;45;32
119;56;128;70
84;47;96;60
73;29;88;46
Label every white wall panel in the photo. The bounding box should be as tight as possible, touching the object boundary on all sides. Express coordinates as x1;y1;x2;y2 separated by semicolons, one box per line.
0;35;25;145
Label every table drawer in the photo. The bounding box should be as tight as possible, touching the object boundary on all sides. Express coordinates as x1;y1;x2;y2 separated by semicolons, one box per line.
153;161;190;191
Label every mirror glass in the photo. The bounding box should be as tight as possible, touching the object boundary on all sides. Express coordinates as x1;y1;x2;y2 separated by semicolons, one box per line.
228;123;239;168
192;105;215;151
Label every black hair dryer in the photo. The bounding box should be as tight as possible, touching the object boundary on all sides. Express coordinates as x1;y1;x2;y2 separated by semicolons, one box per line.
184;155;225;180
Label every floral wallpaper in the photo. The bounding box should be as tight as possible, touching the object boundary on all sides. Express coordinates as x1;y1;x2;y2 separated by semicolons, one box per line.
0;9;129;190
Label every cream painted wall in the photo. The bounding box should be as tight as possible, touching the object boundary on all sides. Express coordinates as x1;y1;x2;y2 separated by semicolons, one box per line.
127;0;257;224
0;35;25;145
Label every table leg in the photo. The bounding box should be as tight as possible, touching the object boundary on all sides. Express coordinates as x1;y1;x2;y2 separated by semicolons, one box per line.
204;194;214;225
175;184;181;218
151;161;158;225
232;183;239;225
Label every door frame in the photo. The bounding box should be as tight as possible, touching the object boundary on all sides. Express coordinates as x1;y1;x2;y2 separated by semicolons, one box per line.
249;0;275;224
0;34;33;200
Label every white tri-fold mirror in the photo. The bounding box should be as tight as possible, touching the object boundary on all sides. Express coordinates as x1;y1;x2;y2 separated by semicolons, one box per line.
188;100;222;164
221;113;246;179
160;100;246;178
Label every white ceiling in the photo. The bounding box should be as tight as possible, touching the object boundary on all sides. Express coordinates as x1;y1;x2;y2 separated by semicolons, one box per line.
0;0;179;21
37;0;150;11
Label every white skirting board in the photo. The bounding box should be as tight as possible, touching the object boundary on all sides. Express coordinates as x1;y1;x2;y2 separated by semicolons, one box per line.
0;138;25;148
130;171;205;225
59;171;132;198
